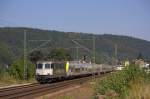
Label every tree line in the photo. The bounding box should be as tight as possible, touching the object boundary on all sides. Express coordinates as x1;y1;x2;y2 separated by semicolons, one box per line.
0;48;72;80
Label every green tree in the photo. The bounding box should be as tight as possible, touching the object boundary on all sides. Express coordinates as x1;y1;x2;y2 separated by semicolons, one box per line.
137;52;144;60
0;64;5;76
0;43;14;77
9;57;35;80
48;48;72;61
29;50;44;64
0;43;14;65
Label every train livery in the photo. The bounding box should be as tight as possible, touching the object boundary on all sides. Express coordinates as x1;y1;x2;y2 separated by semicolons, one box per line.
36;61;112;83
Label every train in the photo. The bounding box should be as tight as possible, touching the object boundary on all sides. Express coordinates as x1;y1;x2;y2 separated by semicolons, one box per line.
36;61;113;83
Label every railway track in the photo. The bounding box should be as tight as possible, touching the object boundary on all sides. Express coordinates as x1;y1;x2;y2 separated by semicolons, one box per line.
0;75;95;99
0;83;40;92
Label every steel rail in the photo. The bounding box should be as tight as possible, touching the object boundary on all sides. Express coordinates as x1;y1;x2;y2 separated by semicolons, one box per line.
0;73;111;99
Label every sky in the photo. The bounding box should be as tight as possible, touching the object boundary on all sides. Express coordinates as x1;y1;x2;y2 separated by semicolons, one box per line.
0;0;150;41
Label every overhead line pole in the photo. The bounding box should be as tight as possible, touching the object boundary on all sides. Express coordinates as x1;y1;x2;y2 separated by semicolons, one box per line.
115;44;118;65
93;35;96;64
24;30;27;80
76;47;79;61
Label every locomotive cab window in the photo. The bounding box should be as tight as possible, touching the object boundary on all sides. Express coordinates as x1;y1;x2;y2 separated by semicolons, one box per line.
45;64;50;69
37;63;43;69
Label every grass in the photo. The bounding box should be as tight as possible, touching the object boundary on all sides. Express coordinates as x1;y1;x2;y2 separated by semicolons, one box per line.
127;80;150;99
0;72;36;87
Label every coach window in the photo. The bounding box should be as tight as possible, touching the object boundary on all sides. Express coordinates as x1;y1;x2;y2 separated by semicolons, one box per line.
45;64;50;69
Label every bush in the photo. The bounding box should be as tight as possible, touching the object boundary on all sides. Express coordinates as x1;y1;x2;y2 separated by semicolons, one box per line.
94;64;149;98
9;58;35;80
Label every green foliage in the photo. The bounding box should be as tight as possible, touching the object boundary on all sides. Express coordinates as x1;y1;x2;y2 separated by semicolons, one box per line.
0;43;14;78
9;58;35;80
48;48;72;61
0;64;6;76
0;42;14;65
94;64;149;98
29;50;44;63
0;27;150;64
137;52;144;60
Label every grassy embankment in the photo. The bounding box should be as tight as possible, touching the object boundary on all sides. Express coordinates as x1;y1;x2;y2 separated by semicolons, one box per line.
0;73;36;87
94;64;150;99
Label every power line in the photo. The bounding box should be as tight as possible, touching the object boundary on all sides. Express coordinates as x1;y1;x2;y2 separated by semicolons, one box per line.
28;40;51;53
71;40;91;52
71;36;96;63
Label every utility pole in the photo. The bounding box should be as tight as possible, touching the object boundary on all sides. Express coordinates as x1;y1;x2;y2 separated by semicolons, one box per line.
23;32;52;80
115;44;118;65
76;46;79;61
24;30;27;80
93;35;96;64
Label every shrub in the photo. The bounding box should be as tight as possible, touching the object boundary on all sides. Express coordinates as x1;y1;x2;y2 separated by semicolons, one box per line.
9;58;35;80
94;64;148;98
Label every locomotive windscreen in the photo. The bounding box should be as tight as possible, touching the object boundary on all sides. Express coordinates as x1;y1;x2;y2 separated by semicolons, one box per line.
45;64;50;69
36;63;43;69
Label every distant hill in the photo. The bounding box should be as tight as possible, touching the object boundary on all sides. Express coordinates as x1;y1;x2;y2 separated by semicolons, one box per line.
0;27;150;65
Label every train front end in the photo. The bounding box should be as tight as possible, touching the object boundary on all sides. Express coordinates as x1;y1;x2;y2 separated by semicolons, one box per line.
36;61;67;83
36;61;53;83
